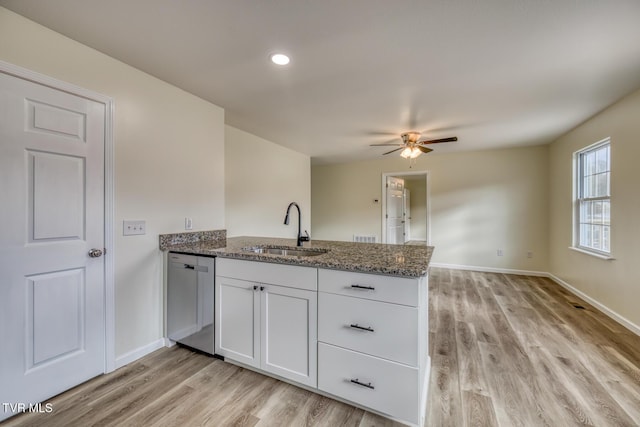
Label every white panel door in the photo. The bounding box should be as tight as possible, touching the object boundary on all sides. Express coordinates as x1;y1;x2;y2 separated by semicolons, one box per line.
403;189;411;243
0;72;105;421
261;284;317;387
385;177;404;244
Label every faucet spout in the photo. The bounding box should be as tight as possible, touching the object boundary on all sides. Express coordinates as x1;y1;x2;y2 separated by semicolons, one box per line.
284;202;309;246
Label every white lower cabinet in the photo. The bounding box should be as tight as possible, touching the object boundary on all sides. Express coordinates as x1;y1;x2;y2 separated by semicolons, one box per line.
215;258;317;388
318;268;429;427
215;259;429;426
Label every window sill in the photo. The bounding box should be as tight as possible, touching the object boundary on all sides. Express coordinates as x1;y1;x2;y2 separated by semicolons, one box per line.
569;246;615;260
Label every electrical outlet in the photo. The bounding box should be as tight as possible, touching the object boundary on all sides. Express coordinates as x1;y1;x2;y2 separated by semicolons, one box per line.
123;220;146;236
185;217;193;230
497;249;504;257
527;251;533;258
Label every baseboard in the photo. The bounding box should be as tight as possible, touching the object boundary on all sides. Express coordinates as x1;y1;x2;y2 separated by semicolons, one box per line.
430;262;548;277
430;262;640;338
546;273;640;337
114;338;165;370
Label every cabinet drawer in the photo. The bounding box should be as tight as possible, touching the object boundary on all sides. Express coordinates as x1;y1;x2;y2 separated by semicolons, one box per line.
318;343;419;425
318;269;418;306
318;292;418;366
216;258;317;291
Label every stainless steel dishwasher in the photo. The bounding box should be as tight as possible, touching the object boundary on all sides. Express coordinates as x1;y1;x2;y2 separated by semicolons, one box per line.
167;252;215;355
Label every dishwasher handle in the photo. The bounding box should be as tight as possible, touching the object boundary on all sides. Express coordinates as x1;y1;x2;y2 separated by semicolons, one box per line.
181;264;209;272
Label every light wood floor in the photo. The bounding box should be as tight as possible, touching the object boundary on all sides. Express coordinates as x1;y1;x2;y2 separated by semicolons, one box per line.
427;268;640;427
4;268;640;426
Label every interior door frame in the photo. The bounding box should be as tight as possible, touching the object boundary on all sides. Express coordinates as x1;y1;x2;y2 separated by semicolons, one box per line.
381;170;430;245
0;60;116;373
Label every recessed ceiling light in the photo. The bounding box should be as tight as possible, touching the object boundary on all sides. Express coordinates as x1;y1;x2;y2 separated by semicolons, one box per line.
270;53;290;65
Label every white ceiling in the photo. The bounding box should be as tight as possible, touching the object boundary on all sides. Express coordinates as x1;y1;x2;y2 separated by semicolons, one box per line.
3;0;640;164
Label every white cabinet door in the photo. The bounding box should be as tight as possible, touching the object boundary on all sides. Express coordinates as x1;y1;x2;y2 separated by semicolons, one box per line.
261;284;317;387
215;257;318;388
215;277;260;368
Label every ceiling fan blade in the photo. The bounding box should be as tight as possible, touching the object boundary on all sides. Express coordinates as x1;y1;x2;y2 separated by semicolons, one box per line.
417;146;433;154
383;147;404;155
365;131;398;136
370;143;403;147
419;136;458;144
372;136;401;145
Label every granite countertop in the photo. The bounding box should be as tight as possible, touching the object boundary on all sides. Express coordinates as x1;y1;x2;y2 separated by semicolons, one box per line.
162;233;433;278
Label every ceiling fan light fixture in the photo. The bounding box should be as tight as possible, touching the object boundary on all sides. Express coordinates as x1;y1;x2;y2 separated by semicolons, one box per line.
270;53;290;65
401;131;421;144
400;146;422;159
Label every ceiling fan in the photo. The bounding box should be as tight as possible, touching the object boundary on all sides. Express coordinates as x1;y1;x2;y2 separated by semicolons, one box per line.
370;131;457;159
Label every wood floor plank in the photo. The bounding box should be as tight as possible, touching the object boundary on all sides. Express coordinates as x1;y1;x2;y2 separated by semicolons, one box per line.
477;341;539;427
119;384;197;427
526;345;597;426
553;355;637;426
4;268;640;427
427;302;463;427
462;390;498;427
455;321;489;395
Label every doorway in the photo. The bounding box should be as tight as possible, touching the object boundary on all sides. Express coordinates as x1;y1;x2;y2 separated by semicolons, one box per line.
381;171;429;245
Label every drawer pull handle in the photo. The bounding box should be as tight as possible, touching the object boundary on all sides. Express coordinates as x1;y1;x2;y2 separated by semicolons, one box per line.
350;284;375;291
350;378;375;390
349;324;374;332
184;264;195;270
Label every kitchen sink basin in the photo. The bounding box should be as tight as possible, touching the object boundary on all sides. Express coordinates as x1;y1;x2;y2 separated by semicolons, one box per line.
242;246;329;257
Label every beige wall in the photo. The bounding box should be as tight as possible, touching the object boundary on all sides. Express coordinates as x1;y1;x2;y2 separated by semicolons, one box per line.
0;8;226;358
312;145;549;271
549;87;640;328
225;125;311;238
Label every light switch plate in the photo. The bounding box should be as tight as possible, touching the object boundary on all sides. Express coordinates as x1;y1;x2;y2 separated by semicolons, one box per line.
123;220;146;236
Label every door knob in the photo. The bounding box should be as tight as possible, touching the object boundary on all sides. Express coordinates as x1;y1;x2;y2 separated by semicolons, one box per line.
88;248;103;258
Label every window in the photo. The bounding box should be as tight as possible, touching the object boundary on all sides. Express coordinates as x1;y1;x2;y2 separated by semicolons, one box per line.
574;138;611;256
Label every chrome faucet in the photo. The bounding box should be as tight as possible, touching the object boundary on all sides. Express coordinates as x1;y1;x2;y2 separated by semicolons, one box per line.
284;202;310;247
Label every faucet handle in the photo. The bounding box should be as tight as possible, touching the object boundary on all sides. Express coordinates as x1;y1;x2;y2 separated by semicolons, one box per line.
300;230;310;242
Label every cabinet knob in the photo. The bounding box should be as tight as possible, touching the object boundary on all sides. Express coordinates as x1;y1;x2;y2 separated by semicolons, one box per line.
260;286;265;291
253;285;258;291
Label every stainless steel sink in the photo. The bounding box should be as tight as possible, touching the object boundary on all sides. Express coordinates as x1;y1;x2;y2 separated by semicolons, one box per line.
242;246;329;257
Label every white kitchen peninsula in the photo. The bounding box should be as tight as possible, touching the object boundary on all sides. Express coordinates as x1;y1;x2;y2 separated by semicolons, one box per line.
161;234;432;427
